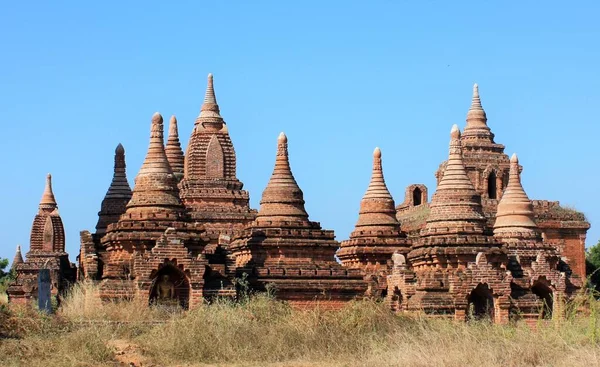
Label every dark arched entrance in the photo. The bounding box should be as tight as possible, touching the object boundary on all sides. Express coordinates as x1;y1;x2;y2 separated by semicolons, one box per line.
413;187;422;206
531;280;553;319
487;171;497;199
149;265;190;309
467;283;494;321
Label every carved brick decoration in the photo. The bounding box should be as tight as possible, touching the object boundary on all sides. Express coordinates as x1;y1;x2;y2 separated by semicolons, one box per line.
338;148;411;296
178;74;256;246
8;175;77;304
230;133;368;309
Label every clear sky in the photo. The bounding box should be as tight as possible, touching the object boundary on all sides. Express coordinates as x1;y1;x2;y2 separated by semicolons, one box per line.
1;1;599;265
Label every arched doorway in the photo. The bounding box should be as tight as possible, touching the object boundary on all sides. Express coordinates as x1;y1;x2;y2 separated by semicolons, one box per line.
149;265;190;309
487;171;497;199
531;281;553;319
413;187;422;206
467;283;494;321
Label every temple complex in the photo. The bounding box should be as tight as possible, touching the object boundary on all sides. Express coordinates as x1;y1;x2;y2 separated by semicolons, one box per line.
7;174;77;304
6;77;589;322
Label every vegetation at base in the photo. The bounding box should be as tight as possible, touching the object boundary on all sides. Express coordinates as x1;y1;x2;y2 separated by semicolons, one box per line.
0;282;600;366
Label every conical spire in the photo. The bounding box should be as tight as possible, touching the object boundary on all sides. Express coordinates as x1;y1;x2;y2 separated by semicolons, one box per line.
196;73;224;131
39;173;57;211
137;113;173;175
125;112;184;214
494;154;539;236
165;115;185;180
422;125;486;235
11;245;23;270
463;83;493;141
256;132;309;224
104;144;132;199
96;144;133;234
354;147;399;229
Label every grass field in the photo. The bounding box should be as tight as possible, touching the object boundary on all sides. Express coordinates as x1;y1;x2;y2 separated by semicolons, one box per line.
1;282;600;367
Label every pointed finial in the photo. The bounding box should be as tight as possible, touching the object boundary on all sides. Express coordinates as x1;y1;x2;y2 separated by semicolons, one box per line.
511;153;518;164
116;143;125;155
362;146;392;200
39;173;57;208
451;124;461;139
11;244;23;269
464;83;490;136
470;83;483;110
278;132;287;144
169;115;178;137
152;112;163;125
197;73;223;129
204;73;217;104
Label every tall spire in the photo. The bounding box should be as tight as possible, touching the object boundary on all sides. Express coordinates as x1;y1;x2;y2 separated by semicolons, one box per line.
105;144;132;199
354;147;398;229
256;132;309;224
11;245;23;270
95;144;133;234
125;112;184;214
39;173;57;211
463;83;493;141
494;154;539;235
196;73;224;131
165;115;185;180
422;125;486;236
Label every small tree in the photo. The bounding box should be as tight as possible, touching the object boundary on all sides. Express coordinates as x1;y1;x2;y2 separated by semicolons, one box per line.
586;240;600;293
0;258;12;296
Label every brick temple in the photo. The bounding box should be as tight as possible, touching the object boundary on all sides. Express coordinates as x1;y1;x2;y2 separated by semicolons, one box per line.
8;76;590;322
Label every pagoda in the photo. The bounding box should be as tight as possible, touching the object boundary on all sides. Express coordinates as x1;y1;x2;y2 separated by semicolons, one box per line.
230;133;368;309
8;174;77;304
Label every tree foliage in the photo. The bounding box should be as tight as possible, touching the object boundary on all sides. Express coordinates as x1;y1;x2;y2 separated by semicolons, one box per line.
586;240;600;293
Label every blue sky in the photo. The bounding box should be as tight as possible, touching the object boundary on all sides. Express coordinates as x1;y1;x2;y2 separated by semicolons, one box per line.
1;1;599;264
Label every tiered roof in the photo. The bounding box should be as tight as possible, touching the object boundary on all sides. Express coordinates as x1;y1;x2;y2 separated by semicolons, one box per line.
95;144;132;234
30;174;66;253
493;154;540;238
338;148;410;269
124;112;186;219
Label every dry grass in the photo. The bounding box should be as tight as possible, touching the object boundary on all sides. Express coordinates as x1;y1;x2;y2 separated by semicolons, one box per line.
1;282;600;367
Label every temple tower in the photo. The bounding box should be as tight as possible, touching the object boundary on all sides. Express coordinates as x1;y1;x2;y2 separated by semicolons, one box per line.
494;154;577;322
165;115;185;181
98;113;207;307
8;175;76;304
179;73;256;244
392;126;511;322
338;147;410;295
230;133;368;309
436;84;511;207
95;144;133;236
